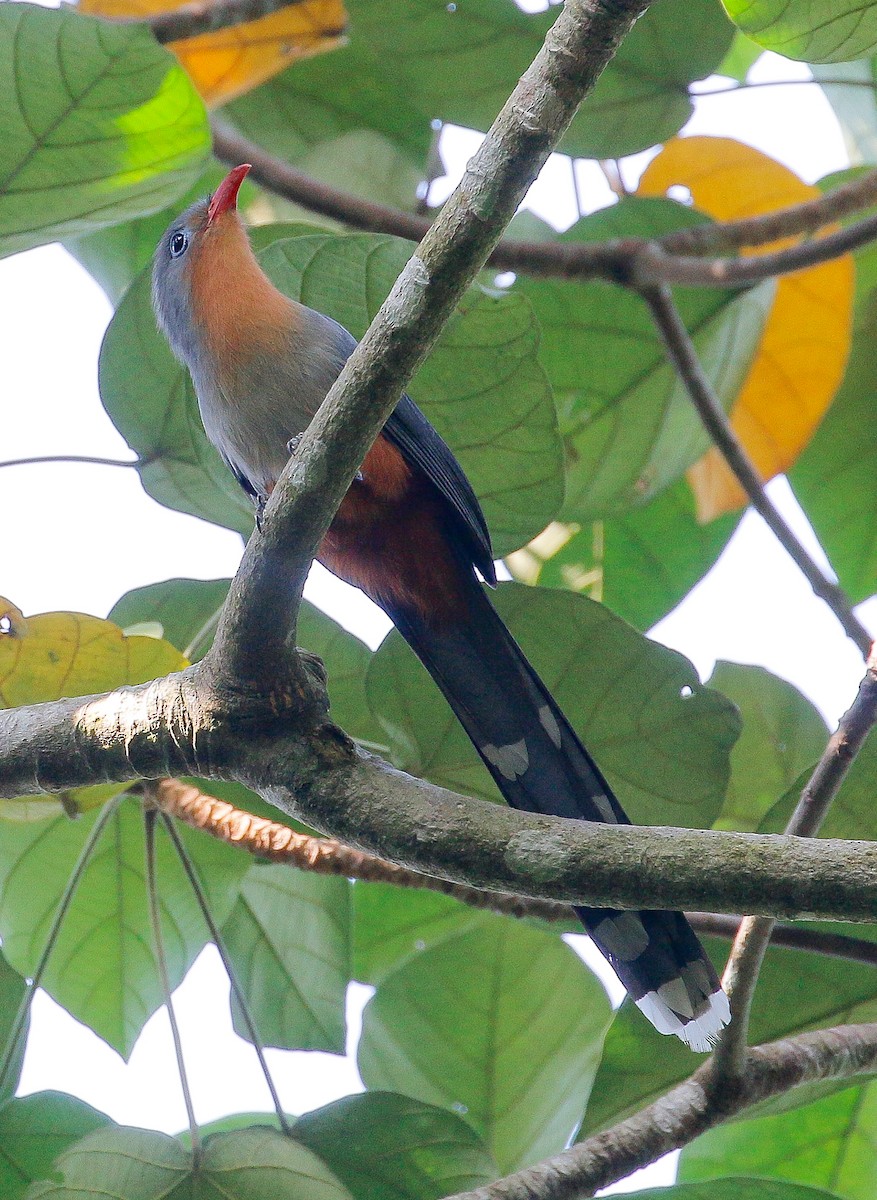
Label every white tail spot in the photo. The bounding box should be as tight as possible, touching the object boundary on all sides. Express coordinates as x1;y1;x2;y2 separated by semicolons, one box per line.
592;912;650;961
482;739;530;781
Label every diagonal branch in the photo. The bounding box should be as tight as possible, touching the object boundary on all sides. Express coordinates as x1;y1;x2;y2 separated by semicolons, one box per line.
206;0;656;690
641;283;872;657
442;1022;877;1200
714;648;877;1076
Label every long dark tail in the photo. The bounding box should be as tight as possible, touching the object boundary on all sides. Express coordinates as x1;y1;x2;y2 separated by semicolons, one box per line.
389;577;729;1052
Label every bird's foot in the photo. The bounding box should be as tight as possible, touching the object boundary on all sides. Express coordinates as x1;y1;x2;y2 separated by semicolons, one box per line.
286;433;303;457
255;494;268;533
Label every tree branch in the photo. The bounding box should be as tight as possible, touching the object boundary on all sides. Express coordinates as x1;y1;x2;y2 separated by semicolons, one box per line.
5;678;877;922
151;776;567;922
0;455;137;471
714;648;877;1075
443;1023;877;1200
151;778;877;964
660;165;877;256
144;0;339;44
205;0;654;691
641;283;872;657
213;120;877;289
633;212;877;287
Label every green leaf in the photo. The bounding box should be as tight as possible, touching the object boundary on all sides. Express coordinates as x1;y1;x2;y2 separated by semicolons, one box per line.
0;1092;110;1200
227;0;731;163
259;233;562;554
98;267;255;538
221;862;351;1053
108;577;231;658
293;1091;499;1200
0;4;208;258
791;287;877;603
707;662;829;832
65;166;243;306
0;799;247;1057
367;582;740;829
517;199;774;520
358;919;612;1173
581;937;877;1136
814;64;877;166
717;31;764;81
679;1080;877;1199
620;1182;845;1200
25;1126;354;1199
722;0;877;62
101;228;562;554
352;882;484;985
510;478;740;632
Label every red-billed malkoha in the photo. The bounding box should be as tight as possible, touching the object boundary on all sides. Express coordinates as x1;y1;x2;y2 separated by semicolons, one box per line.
152;164;730;1051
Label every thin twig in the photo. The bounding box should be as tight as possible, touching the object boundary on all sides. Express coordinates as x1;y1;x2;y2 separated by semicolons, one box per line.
692;76;877;98
634;212;877;287
641;283;872;657
212;119;877;284
688;913;877;967
0;455;137;471
0;795;122;1096
144;808;201;1166
660;165;877;255
158;809;292;1136
145;0;341;44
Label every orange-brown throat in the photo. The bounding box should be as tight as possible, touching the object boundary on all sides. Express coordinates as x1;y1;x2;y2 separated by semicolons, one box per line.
190;212;295;383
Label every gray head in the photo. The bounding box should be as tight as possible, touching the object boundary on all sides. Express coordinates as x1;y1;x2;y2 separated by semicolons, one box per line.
151;164;252;371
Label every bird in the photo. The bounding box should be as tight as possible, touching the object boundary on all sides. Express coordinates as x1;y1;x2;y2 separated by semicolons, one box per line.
152;163;731;1052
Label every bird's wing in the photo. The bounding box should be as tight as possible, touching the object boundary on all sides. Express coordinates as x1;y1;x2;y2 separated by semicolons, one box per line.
384;394;496;586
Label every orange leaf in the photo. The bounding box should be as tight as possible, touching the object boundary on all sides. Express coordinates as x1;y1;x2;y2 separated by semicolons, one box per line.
639;136;854;520
79;0;347;107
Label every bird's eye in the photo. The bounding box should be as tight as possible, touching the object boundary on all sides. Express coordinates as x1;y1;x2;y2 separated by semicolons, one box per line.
170;230;189;259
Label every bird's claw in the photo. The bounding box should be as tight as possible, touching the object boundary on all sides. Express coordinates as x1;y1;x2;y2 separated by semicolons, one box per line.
286;433;303;457
255;495;267;533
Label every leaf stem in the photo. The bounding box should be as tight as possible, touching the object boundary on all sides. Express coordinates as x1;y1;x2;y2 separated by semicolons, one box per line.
159;808;292;1136
0;455;137;471
144;808;201;1166
0;794;122;1096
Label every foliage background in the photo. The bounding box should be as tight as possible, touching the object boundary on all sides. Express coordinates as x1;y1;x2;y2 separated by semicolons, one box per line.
3;0;877;1196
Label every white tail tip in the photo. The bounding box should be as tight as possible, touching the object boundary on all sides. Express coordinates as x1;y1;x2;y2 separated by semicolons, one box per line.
636;986;731;1053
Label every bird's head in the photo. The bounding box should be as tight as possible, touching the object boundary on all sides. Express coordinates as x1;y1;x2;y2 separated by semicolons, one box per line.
152;163;253;371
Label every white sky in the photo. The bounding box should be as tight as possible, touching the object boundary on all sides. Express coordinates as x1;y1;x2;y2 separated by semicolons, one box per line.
1;46;869;1196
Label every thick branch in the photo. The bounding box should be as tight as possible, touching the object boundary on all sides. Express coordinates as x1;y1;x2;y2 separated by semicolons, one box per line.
642;283;872;657
152;776;566;921
208;0;655;689
5;678;877;921
444;1023;877;1200
152;779;877;963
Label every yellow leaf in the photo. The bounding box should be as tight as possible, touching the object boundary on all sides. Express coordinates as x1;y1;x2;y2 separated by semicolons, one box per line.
639;136;854;519
0;598;187;816
79;0;347;107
